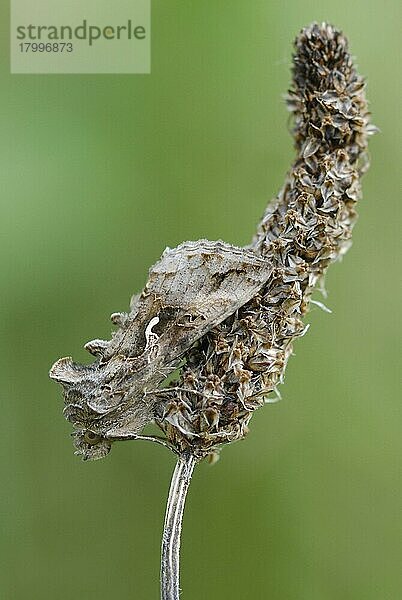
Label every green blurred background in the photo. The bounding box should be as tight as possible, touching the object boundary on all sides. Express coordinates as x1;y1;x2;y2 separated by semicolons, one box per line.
1;1;401;598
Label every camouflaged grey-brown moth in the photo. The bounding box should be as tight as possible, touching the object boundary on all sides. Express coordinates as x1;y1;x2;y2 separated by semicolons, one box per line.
50;240;273;459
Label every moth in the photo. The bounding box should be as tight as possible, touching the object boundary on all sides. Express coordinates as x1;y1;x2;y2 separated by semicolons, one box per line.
50;240;273;459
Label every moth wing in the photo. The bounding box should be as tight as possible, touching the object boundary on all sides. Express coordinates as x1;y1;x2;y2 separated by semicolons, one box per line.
106;240;272;366
150;240;271;351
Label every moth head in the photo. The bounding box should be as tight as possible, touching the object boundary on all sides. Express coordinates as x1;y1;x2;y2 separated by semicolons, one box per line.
59;398;111;460
72;429;112;461
49;357;120;460
50;356;151;460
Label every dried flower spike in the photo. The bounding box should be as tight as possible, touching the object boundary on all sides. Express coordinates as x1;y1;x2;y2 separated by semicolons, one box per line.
155;22;373;460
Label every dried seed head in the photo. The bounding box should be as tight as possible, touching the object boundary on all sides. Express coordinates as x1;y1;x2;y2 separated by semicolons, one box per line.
156;22;373;459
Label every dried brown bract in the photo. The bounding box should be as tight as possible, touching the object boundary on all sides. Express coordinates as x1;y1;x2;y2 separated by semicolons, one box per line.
50;23;373;462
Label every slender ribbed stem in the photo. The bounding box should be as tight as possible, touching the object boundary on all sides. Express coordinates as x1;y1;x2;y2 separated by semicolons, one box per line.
160;453;197;600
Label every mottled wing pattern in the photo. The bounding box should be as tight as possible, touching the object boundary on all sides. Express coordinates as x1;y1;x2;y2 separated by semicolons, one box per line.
104;240;272;367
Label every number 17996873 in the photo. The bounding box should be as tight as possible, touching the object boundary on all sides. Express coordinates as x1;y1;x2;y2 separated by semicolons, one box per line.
19;42;73;52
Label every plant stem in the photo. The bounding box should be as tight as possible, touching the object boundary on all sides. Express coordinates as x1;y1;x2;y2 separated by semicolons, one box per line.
160;452;197;600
